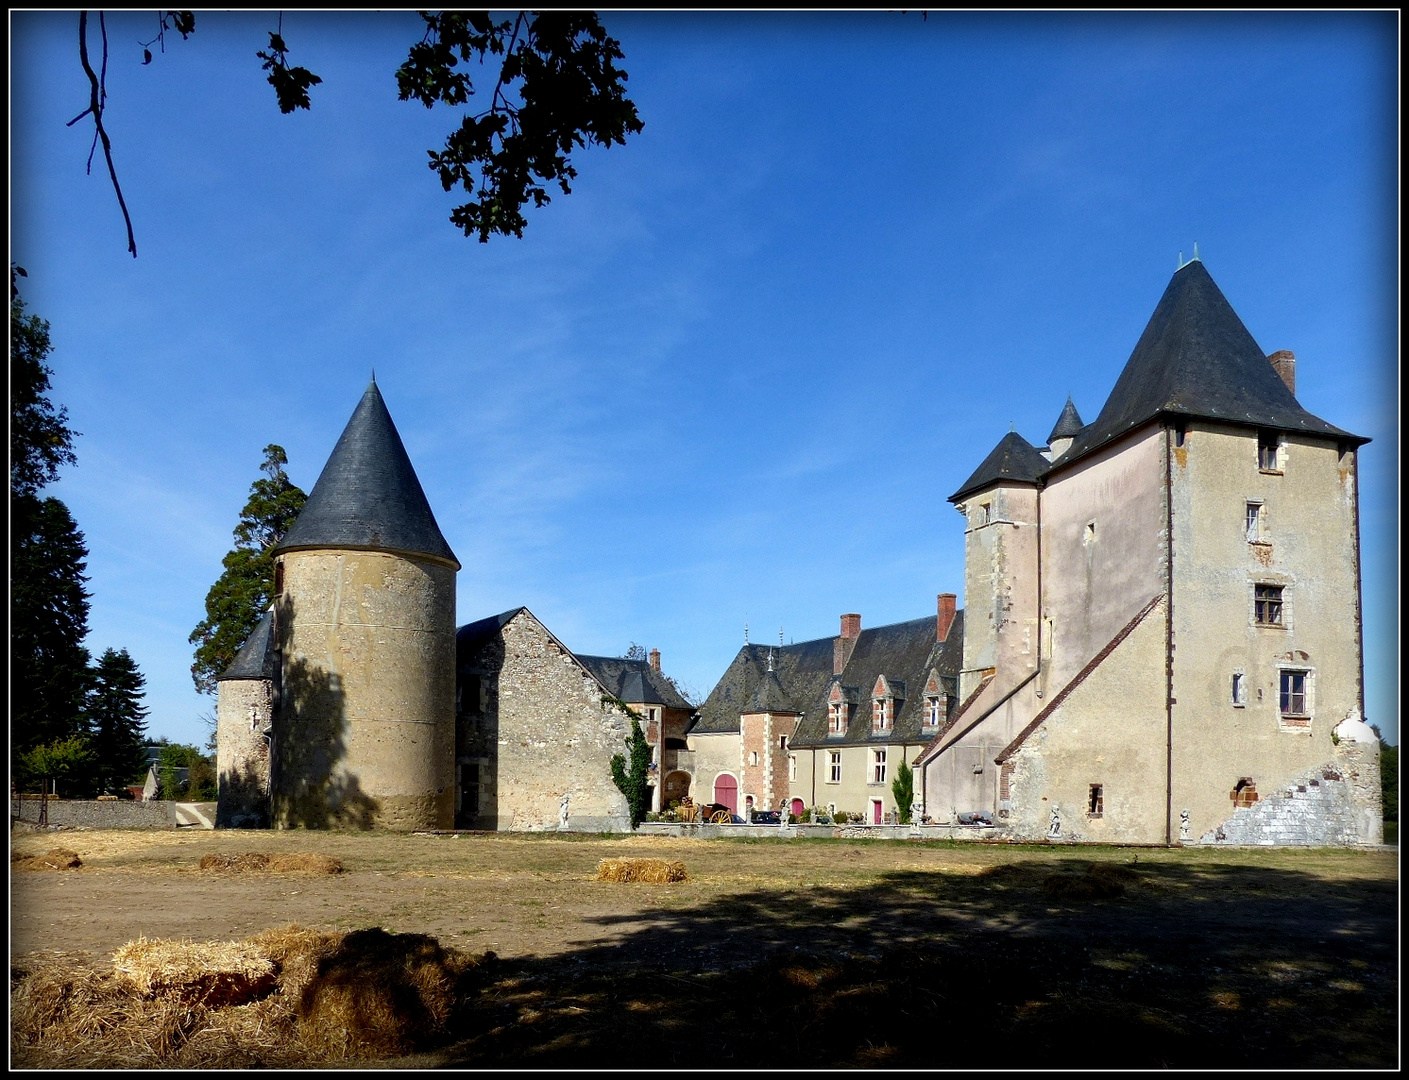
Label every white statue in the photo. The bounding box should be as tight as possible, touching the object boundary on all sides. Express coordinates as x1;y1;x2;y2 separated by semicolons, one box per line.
558;792;570;831
1179;808;1192;842
1047;804;1061;839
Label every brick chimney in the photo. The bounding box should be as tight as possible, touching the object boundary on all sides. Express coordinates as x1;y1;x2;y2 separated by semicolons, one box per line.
937;593;956;643
1267;350;1296;395
648;648;661;672
834;613;861;675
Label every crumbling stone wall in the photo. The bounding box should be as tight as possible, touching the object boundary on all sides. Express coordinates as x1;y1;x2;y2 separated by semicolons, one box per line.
1198;740;1382;846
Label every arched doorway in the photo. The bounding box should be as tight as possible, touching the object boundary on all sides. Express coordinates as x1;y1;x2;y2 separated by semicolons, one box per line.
791;797;805;818
713;773;737;814
663;770;691;807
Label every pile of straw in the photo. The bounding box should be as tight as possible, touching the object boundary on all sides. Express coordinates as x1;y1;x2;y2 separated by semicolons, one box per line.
13;848;83;872
595;857;689;883
11;925;487;1068
198;852;342;874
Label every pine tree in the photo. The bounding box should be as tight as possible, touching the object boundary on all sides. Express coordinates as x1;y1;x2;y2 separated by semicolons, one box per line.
189;445;306;694
891;758;914;825
10;275;93;764
11;495;93;758
86;648;151;795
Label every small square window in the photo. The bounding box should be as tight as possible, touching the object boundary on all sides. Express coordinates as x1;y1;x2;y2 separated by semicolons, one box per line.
979;502;991;526
1231;673;1247;707
1174;425;1187;448
779;734;788;751
1254;585;1283;626
1088;784;1103;817
1280;670;1309;717
749;751;759;767
1245;503;1263;541
1258;432;1280;471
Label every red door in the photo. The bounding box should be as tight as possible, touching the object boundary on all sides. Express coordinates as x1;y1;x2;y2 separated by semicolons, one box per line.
872;799;883;825
714;774;737;814
791;798;805;817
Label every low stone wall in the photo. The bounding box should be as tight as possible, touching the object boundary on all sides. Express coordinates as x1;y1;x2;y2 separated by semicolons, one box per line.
11;798;216;830
636;822;1005;841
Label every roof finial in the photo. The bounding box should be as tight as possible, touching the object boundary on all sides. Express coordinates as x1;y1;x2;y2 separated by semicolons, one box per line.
767;647;774;672
744;621;749;645
1192;241;1201;262
1178;249;1183;269
779;626;784;647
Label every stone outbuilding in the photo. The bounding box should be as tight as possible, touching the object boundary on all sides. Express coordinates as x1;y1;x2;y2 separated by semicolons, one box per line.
454;607;695;830
915;257;1381;846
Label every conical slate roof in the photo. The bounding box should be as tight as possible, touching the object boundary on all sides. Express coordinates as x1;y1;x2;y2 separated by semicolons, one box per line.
276;380;459;567
1047;397;1085;443
743;665;799;714
1056;260;1365;467
217;610;276;681
950;431;1050;503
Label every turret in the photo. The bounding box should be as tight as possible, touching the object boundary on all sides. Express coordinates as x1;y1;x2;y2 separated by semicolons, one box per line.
270;379;459;830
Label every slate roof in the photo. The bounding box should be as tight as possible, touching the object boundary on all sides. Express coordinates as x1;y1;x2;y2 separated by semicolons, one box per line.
456;607;524;667
744;666;799;714
1054;260;1366;468
694;613;965;748
217;610;277;681
577;655;694;711
277;380;459;567
949;432;1051;503
1047;397;1085;443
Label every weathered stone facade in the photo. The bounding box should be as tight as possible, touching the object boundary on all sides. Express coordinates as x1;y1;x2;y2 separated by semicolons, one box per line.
456;609;632;832
215;677;273;828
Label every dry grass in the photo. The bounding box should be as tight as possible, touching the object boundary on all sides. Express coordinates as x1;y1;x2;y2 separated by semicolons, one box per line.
12;848;83;872
595;857;689;883
10;925;487;1068
1041;862;1143;900
199;852;342;874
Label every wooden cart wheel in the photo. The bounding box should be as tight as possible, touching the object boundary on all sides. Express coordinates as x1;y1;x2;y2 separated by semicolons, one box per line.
710;810;731;824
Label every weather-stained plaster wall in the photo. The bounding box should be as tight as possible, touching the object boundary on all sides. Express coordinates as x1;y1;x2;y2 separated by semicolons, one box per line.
272;548;456;831
216;677;273;828
1005;596;1169;843
1169;424;1374;843
458;611;631;832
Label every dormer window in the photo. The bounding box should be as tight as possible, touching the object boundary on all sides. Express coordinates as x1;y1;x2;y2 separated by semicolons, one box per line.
923;695;943;729
872;697;893;731
828;701;847;736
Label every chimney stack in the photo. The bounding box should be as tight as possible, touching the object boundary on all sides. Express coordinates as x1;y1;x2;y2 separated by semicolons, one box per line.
1267;350;1296;395
937;593;956;643
834;613;861;675
648;648;661;672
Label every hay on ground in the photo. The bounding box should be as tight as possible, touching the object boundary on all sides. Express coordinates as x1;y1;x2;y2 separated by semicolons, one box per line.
112;938;277;1006
595;857;689;883
13;848;82;872
11;924;486;1068
199;851;342;874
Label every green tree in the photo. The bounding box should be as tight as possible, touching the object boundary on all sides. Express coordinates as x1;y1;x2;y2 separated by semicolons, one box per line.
891;758;914;825
86;648;152;795
152;742;218;801
11;275;78;497
72;11;643;256
608;701;651;830
16;736;98;798
188;445;306;694
1371;725;1397;823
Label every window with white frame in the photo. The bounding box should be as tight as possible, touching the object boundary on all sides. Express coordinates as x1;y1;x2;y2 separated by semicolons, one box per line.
828;702;847;735
873;749;887;784
872;698;892;732
1279;669;1311;720
828;752;842;783
789;754;797;782
924;696;942;727
1245;502;1263;541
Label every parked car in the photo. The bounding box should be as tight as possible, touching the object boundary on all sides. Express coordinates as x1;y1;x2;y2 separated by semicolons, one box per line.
750;810;782;825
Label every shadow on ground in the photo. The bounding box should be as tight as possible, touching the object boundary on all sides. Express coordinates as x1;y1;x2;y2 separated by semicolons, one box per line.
430;855;1397;1068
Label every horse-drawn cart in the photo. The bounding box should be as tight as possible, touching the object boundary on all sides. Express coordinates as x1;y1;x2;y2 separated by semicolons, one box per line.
676;797;732;824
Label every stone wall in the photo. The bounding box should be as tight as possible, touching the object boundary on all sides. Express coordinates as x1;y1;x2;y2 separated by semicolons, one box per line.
458;610;630;832
11;798;212;829
216;677;273;828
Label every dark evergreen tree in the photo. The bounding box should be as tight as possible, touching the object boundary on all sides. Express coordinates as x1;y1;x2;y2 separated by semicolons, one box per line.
86;648;151;795
891;758;914;825
10;276;93;764
188;445;306;694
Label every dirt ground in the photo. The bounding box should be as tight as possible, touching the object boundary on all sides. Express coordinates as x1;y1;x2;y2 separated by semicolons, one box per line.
10;826;1399;1068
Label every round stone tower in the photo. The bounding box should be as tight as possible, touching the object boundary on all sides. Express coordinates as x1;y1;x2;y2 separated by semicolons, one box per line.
270;379;459;830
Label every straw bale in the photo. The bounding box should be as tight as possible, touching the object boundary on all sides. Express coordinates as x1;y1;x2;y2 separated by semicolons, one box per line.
13;848;83;872
113;938;278;1006
595;857;689;883
199;851;343;874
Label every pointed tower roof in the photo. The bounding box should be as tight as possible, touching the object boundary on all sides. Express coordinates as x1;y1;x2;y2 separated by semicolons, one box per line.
949;430;1050;503
276;380;459;567
217;609;277;681
744;666;799;714
1055;260;1365;467
1047;396;1085;443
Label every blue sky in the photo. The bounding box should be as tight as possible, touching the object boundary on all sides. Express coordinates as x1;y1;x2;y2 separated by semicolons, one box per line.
11;12;1398;747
